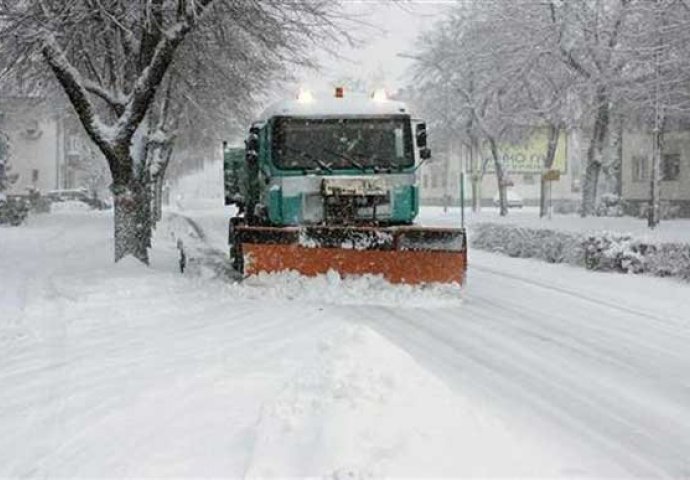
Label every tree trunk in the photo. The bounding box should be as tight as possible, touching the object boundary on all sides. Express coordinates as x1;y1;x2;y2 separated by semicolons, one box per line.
611;115;624;198
467;130;481;213
540;124;561;218
471;175;481;212
467;138;481;213
153;176;164;223
581;89;610;217
113;177;151;264
488;137;508;216
581;154;601;216
648;117;665;228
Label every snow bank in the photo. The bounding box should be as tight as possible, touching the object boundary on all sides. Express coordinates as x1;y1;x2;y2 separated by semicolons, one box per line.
245;324;565;478
231;270;463;307
472;222;690;281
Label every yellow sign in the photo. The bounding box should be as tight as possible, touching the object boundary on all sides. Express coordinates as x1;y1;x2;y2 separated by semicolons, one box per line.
483;129;567;174
543;169;561;181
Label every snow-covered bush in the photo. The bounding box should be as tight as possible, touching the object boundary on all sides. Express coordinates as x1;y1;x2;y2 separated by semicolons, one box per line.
471;223;583;264
637;201;682;220
471;222;690;281
642;243;690;279
581;233;645;273
594;194;624;217
0;196;29;226
553;201;579;215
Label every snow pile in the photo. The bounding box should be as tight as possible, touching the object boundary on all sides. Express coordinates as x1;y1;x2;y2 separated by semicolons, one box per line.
232;270;463;307
245;324;564;478
472;222;690;280
298;229;394;251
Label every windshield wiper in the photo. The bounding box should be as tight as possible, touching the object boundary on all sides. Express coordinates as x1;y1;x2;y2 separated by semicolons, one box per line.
322;148;367;172
363;153;401;173
282;145;332;172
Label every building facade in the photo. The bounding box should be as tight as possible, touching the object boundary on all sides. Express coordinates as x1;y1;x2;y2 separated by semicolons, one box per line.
622;130;690;217
0;98;63;194
0;97;109;197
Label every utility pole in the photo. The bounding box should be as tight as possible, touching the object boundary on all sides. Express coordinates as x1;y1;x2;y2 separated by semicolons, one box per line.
648;0;663;229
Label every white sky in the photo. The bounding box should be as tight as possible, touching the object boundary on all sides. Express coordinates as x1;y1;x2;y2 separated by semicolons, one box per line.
288;0;453;97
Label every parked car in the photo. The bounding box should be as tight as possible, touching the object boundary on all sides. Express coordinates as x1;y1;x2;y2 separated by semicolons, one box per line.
46;188;90;203
46;188;110;210
493;189;524;208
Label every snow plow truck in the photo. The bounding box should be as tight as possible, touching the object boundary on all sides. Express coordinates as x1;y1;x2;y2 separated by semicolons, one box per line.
223;88;467;285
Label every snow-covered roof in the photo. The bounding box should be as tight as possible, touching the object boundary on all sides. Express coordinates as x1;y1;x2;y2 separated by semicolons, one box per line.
258;93;409;121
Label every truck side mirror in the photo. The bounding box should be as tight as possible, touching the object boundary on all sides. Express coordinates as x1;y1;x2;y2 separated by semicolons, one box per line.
246;136;259;155
246;128;260;157
420;147;431;160
416;123;427;148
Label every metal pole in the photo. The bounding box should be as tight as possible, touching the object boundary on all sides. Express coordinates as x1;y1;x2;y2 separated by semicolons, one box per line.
460;171;465;229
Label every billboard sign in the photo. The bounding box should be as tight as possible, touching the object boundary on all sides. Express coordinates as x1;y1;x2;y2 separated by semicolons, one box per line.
483;129;567;174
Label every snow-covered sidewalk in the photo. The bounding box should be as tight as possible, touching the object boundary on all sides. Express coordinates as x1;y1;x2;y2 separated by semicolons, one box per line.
421;205;690;243
1;210;573;477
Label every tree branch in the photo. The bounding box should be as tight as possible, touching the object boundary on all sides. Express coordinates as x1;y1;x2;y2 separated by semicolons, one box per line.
41;35;116;166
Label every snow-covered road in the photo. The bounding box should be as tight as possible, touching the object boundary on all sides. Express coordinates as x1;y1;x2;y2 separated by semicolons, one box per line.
2;207;690;477
182;203;690;477
350;253;690;477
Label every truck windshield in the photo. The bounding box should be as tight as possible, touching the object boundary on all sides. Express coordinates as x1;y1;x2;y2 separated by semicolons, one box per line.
272;116;414;170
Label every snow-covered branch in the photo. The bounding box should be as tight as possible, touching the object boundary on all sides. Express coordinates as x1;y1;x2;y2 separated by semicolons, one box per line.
40;34;116;162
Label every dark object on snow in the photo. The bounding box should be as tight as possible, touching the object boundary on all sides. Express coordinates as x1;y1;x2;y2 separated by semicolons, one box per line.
177;239;186;273
0;194;29;226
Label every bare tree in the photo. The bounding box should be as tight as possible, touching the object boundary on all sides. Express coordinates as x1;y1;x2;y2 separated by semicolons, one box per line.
408;9;512;215
543;0;635;216
407;1;573;216
0;0;342;263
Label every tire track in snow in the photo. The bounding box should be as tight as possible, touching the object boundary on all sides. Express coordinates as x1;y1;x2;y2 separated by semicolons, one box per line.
166;212;240;281
347;283;690;477
472;263;689;330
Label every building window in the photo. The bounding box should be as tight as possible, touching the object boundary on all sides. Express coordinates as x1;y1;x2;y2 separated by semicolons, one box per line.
32;169;39;183
523;174;535;184
68;135;80;155
662;154;680;181
431;174;439;189
23;119;42;139
632;155;648;182
422;174;428;189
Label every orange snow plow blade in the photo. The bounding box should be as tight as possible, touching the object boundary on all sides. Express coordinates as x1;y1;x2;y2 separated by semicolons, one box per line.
234;225;467;285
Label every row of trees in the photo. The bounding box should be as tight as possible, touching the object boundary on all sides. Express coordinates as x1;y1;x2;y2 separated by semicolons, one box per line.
408;0;690;225
0;0;344;262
